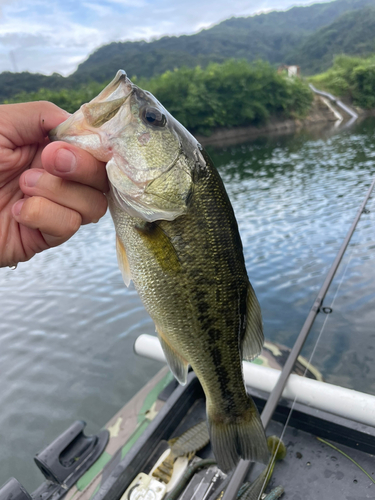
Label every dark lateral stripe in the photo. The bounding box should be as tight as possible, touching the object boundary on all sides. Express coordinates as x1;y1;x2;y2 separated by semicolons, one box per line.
209;344;235;409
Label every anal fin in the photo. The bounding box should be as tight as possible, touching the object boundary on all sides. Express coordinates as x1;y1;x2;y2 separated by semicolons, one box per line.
242;284;264;361
116;235;132;287
156;328;189;386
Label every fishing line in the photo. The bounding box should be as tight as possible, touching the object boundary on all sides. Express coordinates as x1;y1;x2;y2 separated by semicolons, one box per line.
254;187;375;500
223;176;375;500
254;265;354;499
305;191;375;375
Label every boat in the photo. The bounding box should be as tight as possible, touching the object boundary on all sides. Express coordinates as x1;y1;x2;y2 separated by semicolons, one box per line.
1;340;374;500
1;182;375;500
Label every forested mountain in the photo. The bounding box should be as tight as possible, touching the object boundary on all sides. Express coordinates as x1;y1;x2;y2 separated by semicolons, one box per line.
1;0;375;101
287;6;375;74
65;0;375;84
0;72;75;103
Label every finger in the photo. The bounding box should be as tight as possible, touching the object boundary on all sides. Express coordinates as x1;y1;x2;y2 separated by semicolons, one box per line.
12;195;82;248
19;169;108;225
41;141;109;193
0;102;70;148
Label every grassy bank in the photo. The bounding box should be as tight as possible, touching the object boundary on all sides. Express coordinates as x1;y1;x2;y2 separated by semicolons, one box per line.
4;60;313;136
309;54;375;109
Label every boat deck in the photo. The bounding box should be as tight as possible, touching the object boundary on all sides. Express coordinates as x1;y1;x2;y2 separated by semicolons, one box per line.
2;367;374;500
76;369;375;500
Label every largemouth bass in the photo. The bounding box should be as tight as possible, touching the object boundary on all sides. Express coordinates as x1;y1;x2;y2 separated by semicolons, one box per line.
50;70;269;471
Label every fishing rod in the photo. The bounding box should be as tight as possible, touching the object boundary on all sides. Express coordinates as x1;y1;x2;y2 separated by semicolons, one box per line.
222;175;375;500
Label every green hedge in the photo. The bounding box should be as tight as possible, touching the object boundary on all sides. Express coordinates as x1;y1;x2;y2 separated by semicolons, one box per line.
4;60;313;135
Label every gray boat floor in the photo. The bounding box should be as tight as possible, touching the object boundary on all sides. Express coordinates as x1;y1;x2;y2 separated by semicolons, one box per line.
252;419;375;499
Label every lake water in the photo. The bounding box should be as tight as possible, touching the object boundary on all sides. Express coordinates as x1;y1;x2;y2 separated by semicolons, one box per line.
1;118;375;491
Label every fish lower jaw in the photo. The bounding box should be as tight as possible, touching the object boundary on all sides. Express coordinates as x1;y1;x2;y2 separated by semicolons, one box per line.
55;132;104;158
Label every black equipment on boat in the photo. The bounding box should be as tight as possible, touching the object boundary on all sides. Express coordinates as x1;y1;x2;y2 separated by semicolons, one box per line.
0;421;109;500
0;478;32;500
34;420;109;484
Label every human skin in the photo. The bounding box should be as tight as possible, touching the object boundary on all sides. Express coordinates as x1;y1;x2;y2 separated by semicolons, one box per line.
0;101;109;268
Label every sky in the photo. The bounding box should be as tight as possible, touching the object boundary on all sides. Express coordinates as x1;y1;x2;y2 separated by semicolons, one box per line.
0;0;329;76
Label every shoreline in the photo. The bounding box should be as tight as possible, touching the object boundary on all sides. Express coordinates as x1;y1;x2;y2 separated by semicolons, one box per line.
195;95;372;147
195;117;327;147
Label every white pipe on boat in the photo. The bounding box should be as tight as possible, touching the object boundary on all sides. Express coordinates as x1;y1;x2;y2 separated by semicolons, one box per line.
134;334;375;428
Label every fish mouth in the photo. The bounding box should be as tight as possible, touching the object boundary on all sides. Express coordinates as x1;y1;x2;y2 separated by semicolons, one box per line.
48;131;58;142
96;69;130;101
48;70;134;161
48;117;87;143
48;115;104;158
49;70;131;140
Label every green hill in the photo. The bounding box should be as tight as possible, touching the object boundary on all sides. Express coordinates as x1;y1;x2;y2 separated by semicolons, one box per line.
287;6;375;74
1;0;375;101
71;0;375;84
0;72;73;102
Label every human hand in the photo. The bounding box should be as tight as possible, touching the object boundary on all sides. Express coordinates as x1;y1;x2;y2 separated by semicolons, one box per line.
0;101;108;268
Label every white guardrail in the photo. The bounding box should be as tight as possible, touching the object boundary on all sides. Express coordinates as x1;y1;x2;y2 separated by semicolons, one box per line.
134;333;375;428
309;83;359;127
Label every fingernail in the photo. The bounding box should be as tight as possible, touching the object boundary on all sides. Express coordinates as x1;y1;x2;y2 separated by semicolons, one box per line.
12;199;25;216
24;170;43;187
54;148;76;173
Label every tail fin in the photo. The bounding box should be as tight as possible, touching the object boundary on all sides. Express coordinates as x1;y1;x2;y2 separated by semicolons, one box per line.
207;397;269;473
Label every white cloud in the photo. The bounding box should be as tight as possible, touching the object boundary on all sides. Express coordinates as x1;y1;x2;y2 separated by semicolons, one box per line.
0;0;330;76
106;0;147;6
82;2;116;16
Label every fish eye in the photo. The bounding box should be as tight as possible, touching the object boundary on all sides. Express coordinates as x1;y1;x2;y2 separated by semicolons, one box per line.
141;107;166;127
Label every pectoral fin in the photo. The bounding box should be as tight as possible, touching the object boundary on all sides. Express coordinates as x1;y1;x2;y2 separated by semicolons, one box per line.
116;235;132;287
242;285;264;361
135;222;181;275
157;328;189;385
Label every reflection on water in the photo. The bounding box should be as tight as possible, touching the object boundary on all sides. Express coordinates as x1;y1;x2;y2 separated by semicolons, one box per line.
0;118;375;490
